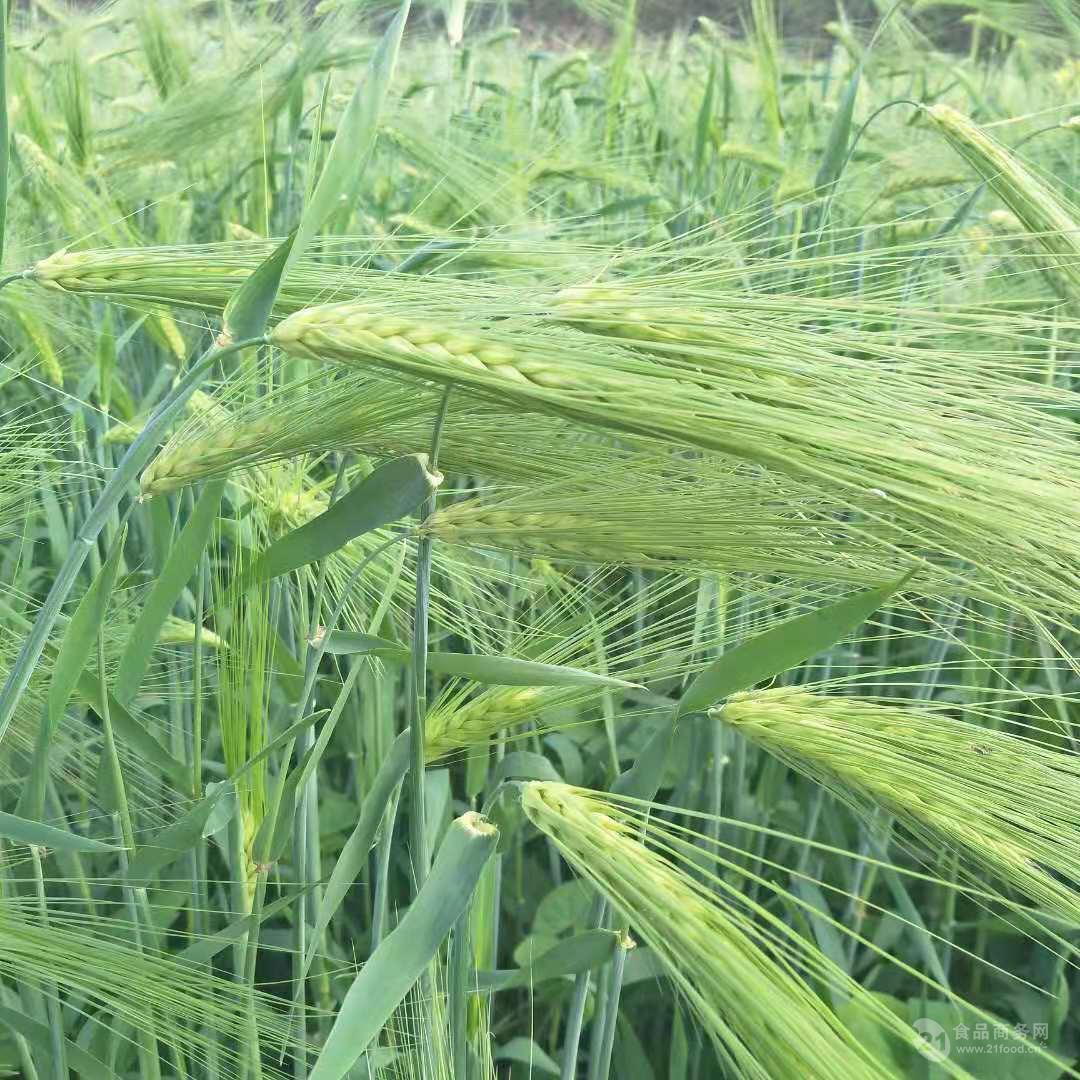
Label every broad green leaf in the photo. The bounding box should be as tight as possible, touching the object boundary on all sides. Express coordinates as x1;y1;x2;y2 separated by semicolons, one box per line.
317;636;642;691
621;947;668;986
0;810;116;853
869;833;952;994
814;65;860;195
285;0;410;277
20;528;125;819
534;880;593;938
200;780;237;839
835;994;914;1078
681;574;910;716
425;652;642;690
789;879;851;992
425;767;452;855
177;889;308;965
222;230;296;341
230;709;328;781
494;1038;560;1077
613;717;674;800
116;479;225;704
253;741;318;865
75;671;188;786
125;787;228;884
476;929;618;992
0;1004;119;1080
490;751;562;787
613;1015;658;1080
39;483;69;565
254;455;438;582
46;529;125;734
309;811;497;1080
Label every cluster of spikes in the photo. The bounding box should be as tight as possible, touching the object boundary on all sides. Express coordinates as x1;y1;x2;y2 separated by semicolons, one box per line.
3;1;1080;1072
521;783;1074;1079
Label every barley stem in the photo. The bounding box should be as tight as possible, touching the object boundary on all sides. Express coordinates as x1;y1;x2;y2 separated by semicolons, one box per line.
408;387;451;889
0;334;265;745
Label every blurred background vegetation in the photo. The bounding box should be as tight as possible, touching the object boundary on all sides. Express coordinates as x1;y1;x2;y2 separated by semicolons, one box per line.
517;1;975;49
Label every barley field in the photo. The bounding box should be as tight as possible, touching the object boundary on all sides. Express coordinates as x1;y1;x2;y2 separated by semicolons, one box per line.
0;1;1078;1077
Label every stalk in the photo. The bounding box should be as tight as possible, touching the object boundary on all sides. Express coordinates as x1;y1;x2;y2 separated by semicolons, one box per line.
292;458;346;1077
29;848;66;1080
370;781;403;947
408;387;451;888
114;814;163;1080
242;871;268;1080
590;931;631;1080
0;335;265;743
259;532;406;874
448;907;472;1078
560;895;606;1079
96;631;165;1076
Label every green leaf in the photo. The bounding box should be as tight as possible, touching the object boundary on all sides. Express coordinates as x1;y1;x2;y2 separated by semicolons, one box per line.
46;529;125;737
75;671;189;786
669;1007;690;1080
425;653;642;690
116;479;225;704
494;1038;560;1077
252;741;318;865
681;574;910;716
789;879;851;989
613;717;674;800
177;889;308;965
692;59;716;184
814;65;860;195
0;1004;120;1080
254;455;438;582
230;709;328;782
0;810;116;853
490;751;562;787
125;787;228;885
534;880;593;938
223;230;296;341
316;630;404;657
296;733;410;989
308;811;497;1080
200;780;237;839
317;637;642;691
476;929;618;992
613;1015;658;1080
285;0;410;276
21;527;126;819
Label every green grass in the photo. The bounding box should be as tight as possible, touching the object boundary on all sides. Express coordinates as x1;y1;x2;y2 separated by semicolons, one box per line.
0;1;1078;1077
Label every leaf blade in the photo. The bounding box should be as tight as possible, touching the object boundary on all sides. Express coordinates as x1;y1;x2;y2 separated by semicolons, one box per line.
680;574;910;716
254;455;438;582
0;810;116;853
308;811;497;1080
285;0;410;276
116;479;225;704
